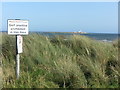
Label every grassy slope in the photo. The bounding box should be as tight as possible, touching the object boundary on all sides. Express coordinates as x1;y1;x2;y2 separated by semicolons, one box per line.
1;33;119;88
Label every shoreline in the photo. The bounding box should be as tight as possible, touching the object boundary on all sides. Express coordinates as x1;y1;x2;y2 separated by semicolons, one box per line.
0;31;119;34
0;32;118;42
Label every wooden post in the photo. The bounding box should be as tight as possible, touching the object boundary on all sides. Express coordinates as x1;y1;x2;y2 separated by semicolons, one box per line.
16;52;20;79
16;35;20;79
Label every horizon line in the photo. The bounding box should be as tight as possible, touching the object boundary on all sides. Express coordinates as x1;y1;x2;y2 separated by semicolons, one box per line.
0;30;118;34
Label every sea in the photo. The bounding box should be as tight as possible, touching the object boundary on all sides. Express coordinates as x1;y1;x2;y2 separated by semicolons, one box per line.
34;32;119;42
1;31;119;42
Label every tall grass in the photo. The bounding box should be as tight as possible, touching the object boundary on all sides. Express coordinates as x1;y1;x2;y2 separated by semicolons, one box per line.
0;32;3;89
1;32;119;88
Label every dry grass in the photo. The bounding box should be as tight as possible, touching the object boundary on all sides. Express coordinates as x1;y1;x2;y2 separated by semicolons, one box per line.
1;32;119;88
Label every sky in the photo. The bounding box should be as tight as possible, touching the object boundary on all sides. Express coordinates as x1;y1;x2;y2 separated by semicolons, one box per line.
1;2;118;33
1;0;119;2
0;2;2;30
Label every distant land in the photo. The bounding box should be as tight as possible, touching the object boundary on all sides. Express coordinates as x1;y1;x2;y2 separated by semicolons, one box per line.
0;30;118;34
1;30;86;33
44;31;87;34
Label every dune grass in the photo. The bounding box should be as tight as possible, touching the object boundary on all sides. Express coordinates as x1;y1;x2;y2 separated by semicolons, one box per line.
1;32;119;88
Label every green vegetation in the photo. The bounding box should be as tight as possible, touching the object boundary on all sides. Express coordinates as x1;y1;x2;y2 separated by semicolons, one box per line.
0;33;119;88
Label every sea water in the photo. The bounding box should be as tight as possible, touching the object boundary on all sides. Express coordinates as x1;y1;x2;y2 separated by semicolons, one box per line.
35;32;118;42
2;31;119;42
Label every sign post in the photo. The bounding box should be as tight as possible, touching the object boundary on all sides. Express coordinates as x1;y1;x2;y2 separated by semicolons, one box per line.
8;19;29;79
16;35;23;79
16;50;20;79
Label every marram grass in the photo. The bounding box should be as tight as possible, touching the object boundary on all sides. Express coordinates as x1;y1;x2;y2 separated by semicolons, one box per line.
0;33;119;88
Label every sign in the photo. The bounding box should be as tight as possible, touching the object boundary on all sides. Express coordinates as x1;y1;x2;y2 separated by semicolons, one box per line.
17;35;23;53
8;20;29;35
7;19;29;79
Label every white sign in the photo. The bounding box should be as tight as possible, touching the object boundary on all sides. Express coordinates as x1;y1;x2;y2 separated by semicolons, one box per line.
17;35;23;53
8;20;29;35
